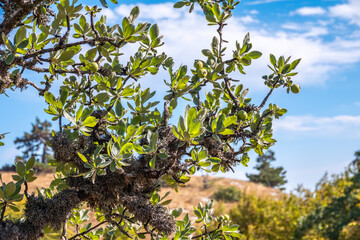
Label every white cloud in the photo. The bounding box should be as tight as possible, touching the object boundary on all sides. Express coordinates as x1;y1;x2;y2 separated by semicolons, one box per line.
246;0;287;5
329;0;360;26
100;2;360;89
113;3;182;20
282;22;328;37
274;115;360;137
239;15;258;24
291;7;326;16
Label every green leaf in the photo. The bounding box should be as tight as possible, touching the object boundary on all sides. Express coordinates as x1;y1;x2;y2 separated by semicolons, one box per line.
97;161;112;168
202;49;213;57
49;64;55;75
83;116;98;127
157;153;167;159
219;129;234;135
5;54;15;65
215;63;224;73
130;6;140;20
79;15;86;27
172;208;183;218
95;92;110;103
26;156;35;170
5;182;16;197
194;209;202;218
121;88;135;97
186;107;196;128
174;1;187;8
150;131;158;149
149;24;159;40
149;156;156;168
12;175;23;182
64;111;76;125
44;92;56;107
278;56;284;69
60;89;69;106
76;105;84;122
161;199;172;205
15;27;26;45
212;134;221;142
290;58;301;71
17;39;29;49
248;51;262;59
270;54;276;67
16;162;26;177
85;48;97;61
213;3;221;19
100;0;108;8
147;66;158;74
208;157;221;164
206;15;217;23
77;152;88;163
223;116;237;128
59;50;75;61
8;205;20;212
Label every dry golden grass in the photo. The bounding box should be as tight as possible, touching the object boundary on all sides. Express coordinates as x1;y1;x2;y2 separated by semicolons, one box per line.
1;171;281;214
0;171;54;194
0;171;282;238
160;175;282;214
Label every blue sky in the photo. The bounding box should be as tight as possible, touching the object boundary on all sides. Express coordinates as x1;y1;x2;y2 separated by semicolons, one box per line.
1;0;360;191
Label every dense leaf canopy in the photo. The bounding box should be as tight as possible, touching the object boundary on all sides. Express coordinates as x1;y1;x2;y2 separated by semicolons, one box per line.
0;0;300;239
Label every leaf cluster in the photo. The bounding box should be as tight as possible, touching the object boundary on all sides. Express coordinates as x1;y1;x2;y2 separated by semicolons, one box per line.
0;0;301;239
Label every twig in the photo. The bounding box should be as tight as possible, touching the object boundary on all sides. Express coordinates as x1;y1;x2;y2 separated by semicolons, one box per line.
0;202;6;222
217;21;240;108
255;80;279;111
61;214;69;240
24;180;28;198
224;77;240;108
191;223;221;239
68;221;107;240
252;110;274;137
59;15;71;46
20;36;120;61
59;116;62;133
90;11;100;39
163;93;175;126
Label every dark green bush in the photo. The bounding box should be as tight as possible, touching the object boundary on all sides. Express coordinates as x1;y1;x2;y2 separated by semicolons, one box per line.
213;187;241;202
0;163;15;172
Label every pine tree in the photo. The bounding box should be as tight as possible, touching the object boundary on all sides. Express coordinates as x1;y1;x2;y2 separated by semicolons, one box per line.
246;150;287;189
14;118;52;163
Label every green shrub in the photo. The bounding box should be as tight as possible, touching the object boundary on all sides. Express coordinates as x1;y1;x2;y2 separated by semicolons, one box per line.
213;187;241;202
0;163;15;172
229;193;310;240
33;160;56;173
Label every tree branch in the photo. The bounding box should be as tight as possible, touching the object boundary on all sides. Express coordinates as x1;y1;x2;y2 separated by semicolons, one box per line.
68;221;107;240
0;202;6;222
0;0;45;45
191;223;221;239
255;80;279;111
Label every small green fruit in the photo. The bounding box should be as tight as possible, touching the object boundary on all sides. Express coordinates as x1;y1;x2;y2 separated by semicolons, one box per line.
198;68;207;78
194;60;203;69
291;84;300;94
238;110;248;120
89;62;99;72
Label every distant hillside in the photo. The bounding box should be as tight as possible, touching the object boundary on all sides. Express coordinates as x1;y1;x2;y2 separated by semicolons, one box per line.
0;171;282;216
